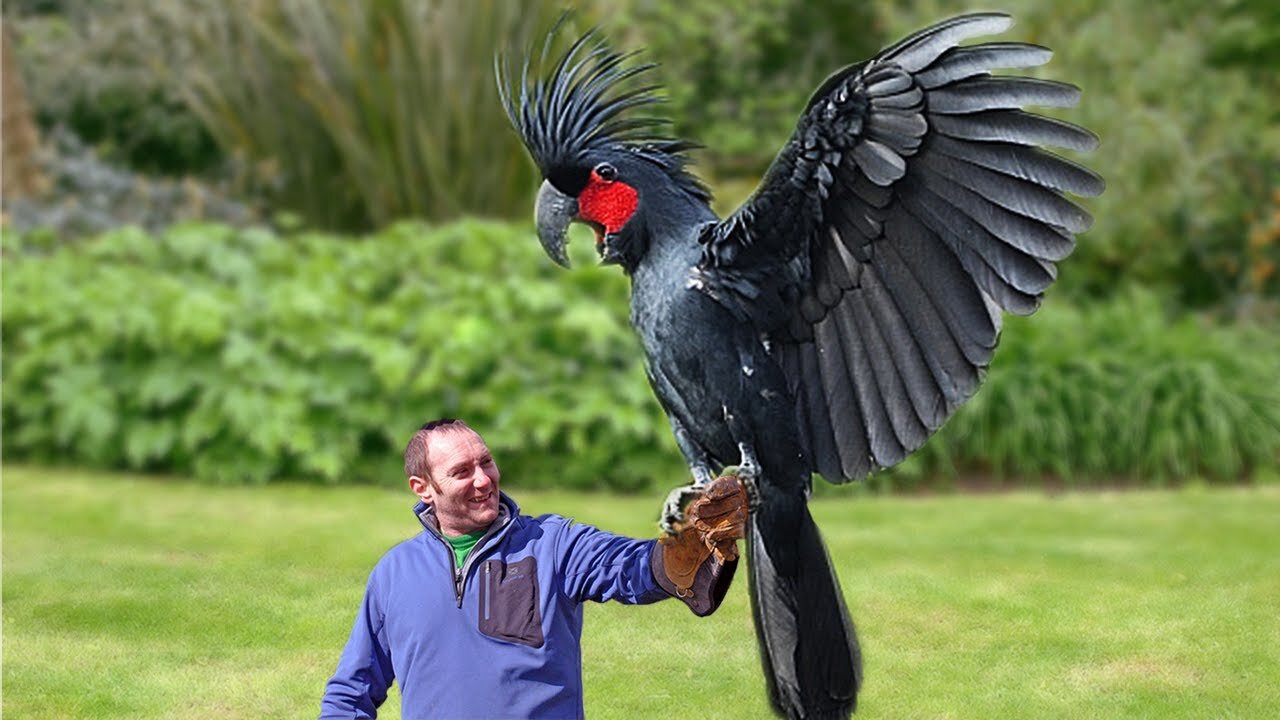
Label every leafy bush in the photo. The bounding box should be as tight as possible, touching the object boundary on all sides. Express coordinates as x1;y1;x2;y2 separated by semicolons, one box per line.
7;2;224;176
1;220;683;490
883;289;1280;489
5;222;1277;491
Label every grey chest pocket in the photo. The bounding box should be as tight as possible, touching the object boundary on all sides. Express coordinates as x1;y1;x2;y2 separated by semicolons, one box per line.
478;558;544;648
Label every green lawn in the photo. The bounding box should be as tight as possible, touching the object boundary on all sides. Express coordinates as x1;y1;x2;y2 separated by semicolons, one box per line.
3;466;1278;719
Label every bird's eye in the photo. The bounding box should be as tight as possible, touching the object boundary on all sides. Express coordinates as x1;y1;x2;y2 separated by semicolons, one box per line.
594;163;617;182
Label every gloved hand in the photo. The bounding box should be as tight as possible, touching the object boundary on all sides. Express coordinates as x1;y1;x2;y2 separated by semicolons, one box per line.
657;475;749;597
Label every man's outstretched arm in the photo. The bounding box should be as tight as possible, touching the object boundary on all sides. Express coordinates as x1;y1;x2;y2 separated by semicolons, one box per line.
559;475;748;615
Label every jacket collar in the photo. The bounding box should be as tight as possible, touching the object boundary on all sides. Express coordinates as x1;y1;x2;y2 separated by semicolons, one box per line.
413;491;520;537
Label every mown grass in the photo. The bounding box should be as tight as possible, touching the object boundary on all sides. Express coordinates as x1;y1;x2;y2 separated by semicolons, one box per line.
3;465;1278;719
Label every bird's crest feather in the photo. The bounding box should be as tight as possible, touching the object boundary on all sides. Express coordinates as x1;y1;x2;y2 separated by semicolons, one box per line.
497;21;704;197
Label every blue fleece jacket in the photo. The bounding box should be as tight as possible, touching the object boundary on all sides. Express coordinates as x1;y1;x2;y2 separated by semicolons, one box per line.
318;492;669;719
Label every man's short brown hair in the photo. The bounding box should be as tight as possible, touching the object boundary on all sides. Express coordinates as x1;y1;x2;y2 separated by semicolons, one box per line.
403;418;476;481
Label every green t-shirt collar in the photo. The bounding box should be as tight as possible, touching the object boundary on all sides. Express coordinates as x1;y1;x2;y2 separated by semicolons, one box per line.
443;528;487;568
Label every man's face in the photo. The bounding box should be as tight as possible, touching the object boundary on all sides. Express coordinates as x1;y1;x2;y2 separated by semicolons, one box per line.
411;429;501;536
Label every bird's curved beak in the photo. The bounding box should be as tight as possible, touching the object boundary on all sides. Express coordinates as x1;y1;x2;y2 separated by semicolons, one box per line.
535;180;577;268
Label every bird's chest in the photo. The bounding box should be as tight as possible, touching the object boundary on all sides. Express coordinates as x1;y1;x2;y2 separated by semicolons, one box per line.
630;263;764;407
629;266;720;372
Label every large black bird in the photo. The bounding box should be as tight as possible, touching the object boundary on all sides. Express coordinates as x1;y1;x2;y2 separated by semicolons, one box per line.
500;13;1101;719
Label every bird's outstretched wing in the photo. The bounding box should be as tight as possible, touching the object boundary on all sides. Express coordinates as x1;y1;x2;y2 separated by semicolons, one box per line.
694;13;1103;482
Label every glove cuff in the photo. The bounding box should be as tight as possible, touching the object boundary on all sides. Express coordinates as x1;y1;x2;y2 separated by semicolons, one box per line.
651;538;738;616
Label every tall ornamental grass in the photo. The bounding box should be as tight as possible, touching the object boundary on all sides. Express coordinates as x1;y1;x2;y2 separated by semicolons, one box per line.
140;0;569;230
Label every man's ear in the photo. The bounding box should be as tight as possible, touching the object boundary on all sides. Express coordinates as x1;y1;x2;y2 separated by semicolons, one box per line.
409;475;433;504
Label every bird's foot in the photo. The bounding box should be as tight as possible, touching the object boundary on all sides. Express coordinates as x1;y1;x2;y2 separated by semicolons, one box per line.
660;483;706;536
734;443;763;512
736;442;760;484
660;465;713;535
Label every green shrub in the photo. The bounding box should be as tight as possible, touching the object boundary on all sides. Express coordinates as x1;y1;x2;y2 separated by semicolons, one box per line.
8;2;223;176
883;289;1280;489
4;223;1276;490
1;220;683;490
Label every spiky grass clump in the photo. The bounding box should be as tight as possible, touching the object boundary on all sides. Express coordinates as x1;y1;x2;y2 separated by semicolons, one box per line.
139;0;567;229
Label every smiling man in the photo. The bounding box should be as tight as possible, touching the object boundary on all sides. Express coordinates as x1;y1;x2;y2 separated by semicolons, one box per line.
318;418;748;720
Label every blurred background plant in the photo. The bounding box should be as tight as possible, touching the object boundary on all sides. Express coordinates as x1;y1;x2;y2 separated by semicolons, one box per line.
140;0;566;230
3;0;1277;490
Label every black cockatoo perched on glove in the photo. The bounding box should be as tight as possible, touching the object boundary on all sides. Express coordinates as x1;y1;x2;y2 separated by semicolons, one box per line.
499;13;1101;719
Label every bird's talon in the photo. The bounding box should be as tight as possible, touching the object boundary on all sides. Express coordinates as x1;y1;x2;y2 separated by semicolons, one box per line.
659;483;703;535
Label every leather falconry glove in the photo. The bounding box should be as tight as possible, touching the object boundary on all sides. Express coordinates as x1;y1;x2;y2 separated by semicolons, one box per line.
654;475;748;614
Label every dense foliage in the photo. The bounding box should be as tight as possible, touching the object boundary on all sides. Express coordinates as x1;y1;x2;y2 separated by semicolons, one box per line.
895;289;1280;489
134;0;565;231
4;221;1276;489
608;0;881;178
2;221;679;490
8;1;1278;312
5;128;257;239
7;0;222;176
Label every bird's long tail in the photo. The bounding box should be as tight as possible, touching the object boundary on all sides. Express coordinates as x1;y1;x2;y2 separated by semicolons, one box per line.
747;491;861;719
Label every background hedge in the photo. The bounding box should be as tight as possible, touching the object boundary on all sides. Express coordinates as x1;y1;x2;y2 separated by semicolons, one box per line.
2;221;679;490
4;221;1276;490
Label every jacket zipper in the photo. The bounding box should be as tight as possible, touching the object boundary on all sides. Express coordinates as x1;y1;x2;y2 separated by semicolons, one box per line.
446;511;513;608
484;563;492;620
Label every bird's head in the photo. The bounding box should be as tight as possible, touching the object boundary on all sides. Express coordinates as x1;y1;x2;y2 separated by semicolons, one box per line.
498;26;707;270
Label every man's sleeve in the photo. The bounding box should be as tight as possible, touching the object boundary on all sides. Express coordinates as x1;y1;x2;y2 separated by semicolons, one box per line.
318;572;395;719
556;520;736;614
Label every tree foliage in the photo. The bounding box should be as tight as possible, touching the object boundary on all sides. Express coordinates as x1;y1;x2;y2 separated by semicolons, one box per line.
608;0;882;179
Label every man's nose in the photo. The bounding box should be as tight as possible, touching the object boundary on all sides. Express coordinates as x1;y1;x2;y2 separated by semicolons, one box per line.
471;467;492;487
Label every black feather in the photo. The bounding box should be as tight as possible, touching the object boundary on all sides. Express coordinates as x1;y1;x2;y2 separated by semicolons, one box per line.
848;287;930;452
884;203;1002;360
930;136;1104;198
859;265;949;431
833;306;906;469
814;314;875;478
879;13;1014;73
794;342;851;481
916;43;1053;88
911;165;1059;294
496;26;705;196
918;150;1094;232
928;76;1082;114
900;184;1044;315
869;243;978;421
931;109;1099;151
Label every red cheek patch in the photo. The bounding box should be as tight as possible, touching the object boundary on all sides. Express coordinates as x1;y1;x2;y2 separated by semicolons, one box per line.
578;173;638;234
